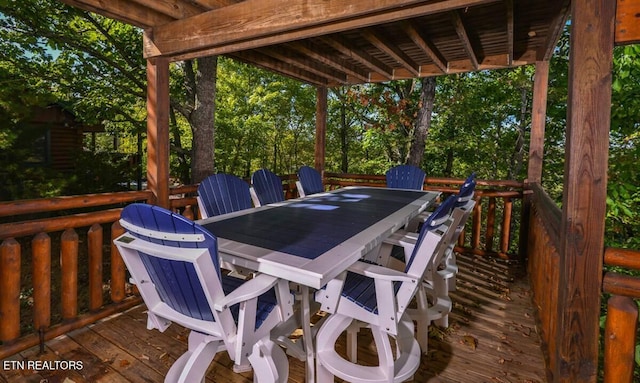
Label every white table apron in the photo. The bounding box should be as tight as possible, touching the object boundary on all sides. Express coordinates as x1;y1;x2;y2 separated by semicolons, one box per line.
198;186;440;383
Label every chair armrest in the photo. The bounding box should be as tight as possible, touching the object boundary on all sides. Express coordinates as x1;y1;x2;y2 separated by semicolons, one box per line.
347;261;416;283
214;273;279;311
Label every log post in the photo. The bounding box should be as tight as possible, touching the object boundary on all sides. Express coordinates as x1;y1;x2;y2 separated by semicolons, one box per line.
88;224;103;311
61;229;79;320
604;295;638;383
32;233;51;331
111;221;126;303
0;238;21;342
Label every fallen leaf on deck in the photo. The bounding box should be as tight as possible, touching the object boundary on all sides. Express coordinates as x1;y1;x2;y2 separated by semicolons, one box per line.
460;335;478;350
119;359;131;367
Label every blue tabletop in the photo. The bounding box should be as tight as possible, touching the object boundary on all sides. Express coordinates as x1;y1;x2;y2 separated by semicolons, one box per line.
201;188;428;260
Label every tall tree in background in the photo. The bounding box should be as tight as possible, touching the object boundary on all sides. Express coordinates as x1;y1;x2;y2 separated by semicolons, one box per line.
407;77;436;167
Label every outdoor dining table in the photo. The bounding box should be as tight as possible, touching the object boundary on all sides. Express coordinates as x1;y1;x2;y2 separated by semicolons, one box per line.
198;186;440;383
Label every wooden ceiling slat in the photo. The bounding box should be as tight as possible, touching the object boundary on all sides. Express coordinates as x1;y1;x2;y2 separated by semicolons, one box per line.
59;0;174;28
451;10;479;70
361;28;420;77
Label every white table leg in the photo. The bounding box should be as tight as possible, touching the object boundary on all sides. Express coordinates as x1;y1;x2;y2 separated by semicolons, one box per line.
300;285;315;383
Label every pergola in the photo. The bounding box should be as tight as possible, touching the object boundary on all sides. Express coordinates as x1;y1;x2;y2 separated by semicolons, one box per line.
55;0;640;381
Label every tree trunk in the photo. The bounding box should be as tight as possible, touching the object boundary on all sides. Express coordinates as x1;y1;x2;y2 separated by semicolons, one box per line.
190;56;217;184
407;77;436;167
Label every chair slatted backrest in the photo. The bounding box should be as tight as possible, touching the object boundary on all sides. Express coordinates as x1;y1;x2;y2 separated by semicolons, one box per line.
251;168;285;206
456;172;477;207
197;173;253;218
297;166;324;196
385;164;426;190
118;204;224;323
404;195;457;274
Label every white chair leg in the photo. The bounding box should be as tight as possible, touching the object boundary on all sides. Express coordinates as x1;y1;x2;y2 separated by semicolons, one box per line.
166;332;221;383
249;338;289;383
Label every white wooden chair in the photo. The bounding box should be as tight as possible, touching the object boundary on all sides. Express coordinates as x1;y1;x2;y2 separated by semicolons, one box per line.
114;203;294;383
314;197;458;383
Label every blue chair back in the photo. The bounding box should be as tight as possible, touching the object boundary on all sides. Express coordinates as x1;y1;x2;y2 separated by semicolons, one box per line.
405;195;457;272
297;166;324;196
456;172;477;207
120;203;221;321
251;168;285;205
198;173;253;217
385;164;426;190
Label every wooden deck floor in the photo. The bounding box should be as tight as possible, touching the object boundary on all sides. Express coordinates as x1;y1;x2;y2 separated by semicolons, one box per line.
1;253;547;383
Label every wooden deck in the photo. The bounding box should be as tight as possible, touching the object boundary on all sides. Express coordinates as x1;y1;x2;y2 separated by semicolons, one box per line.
1;253;547;383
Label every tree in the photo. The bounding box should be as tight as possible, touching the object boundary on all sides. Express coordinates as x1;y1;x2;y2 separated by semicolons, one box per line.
0;0;220;187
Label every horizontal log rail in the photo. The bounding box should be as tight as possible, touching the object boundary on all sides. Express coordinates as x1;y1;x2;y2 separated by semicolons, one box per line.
0;173;523;360
602;247;640;383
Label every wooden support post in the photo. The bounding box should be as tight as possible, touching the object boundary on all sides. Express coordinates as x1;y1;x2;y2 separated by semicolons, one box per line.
315;86;328;173
556;0;615;381
521;60;550;262
604;295;638;383
147;57;171;208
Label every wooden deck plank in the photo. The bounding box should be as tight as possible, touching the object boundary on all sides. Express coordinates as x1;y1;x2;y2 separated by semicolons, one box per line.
1;252;547;383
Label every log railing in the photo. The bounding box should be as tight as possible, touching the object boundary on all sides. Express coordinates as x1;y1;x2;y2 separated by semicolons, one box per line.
0;191;153;359
602;247;640;383
0;174;522;359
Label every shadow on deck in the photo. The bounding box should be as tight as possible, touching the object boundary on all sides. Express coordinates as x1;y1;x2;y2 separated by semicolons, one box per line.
1;253;546;383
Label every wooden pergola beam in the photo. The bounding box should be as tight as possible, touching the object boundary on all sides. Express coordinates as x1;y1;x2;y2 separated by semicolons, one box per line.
143;0;502;59
451;10;479;70
59;0;173;28
361;28;420;77
321;36;394;80
287;41;370;83
401;20;448;74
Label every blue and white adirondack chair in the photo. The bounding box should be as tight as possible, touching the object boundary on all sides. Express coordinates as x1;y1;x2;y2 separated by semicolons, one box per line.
295;166;324;197
114;204;293;383
250;168;285;207
197;173;253;219
314;197;458;383
385;164;426;190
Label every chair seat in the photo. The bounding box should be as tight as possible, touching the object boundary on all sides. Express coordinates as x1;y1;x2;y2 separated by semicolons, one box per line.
222;274;279;329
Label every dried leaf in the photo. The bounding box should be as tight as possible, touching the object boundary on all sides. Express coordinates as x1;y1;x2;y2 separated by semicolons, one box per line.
119;359;131;368
461;335;478;350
